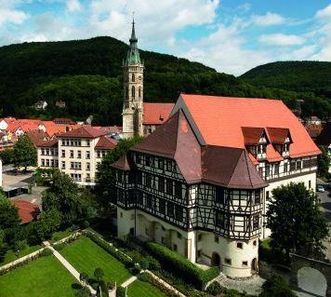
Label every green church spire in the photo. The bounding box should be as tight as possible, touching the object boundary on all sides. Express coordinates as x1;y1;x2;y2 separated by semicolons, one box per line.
125;18;141;65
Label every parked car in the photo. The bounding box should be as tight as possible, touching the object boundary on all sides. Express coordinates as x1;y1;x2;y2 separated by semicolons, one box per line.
317;185;325;192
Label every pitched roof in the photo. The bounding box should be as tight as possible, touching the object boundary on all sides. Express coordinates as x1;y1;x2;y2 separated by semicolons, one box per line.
57;125;108;139
26;130;50;146
179;94;320;158
132;110;266;189
37;138;58;148
95;136;117;150
242;127;265;145
112;155;131;171
143;103;175;125
12;200;40;224
266;127;291;144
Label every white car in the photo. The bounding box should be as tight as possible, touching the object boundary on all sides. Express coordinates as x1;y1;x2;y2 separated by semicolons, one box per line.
317;185;325;192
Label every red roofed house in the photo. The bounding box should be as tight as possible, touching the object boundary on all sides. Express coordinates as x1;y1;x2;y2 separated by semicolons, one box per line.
12;200;40;224
110;93;319;279
36;125;117;186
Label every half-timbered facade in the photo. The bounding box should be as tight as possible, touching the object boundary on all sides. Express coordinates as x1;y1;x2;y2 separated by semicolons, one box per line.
112;94;320;279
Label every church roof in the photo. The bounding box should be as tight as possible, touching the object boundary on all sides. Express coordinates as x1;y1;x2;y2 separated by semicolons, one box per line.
175;94;320;158
143;103;175;125
125;19;141;65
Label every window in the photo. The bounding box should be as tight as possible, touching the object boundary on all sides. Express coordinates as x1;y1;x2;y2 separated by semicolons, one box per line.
216;188;225;204
158;177;164;192
197;250;202;258
284;163;288;173
86;151;90;159
166;160;173;171
254;190;260;205
166;180;173;195
274;163;279;175
175;182;182;199
167;202;174;217
265;165;270;177
309;180;311;189
225;258;232;265
266;191;270;201
177;232;182;239
175;205;183;221
77;150;81;158
86;162;90;171
97;151;101;158
158;159;164;170
145;174;152;188
132;73;135;82
216;212;226;228
146;195;153;209
214;236;219;243
159;199;165;214
242;261;248;266
139;87;142;98
253;215;259;230
290;161;296;171
198;234;203;241
253;240;257;246
41;159;45;167
70;150;74;158
237;242;243;249
61;161;65;169
132;86;135;98
173;244;178;252
296;160;302;170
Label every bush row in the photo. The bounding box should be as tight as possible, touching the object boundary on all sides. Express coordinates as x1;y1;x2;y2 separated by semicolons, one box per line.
145;241;219;290
139;272;179;297
0;247;52;276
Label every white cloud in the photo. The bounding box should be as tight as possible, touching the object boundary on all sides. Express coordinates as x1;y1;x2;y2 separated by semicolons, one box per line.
0;8;28;26
251;12;286;26
259;33;305;46
315;4;331;19
66;0;82;13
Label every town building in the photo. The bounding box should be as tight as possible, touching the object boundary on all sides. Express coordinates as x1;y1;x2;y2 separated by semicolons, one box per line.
36;125;117;186
111;94;320;278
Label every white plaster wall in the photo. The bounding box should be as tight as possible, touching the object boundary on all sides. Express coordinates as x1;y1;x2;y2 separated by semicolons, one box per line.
196;232;258;278
117;207;135;240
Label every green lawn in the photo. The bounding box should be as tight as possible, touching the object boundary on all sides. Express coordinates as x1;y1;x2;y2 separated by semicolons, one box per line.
51;230;73;242
128;279;168;297
0;255;76;297
61;236;131;285
0;244;41;266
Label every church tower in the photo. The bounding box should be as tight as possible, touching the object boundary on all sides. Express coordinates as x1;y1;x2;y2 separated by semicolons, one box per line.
122;19;144;139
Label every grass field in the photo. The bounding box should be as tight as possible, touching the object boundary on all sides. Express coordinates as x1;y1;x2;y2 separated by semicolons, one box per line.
128;279;168;297
61;236;131;285
0;245;41;266
0;255;76;297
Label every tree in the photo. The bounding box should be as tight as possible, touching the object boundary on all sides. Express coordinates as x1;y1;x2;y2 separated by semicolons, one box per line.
318;146;330;178
0;194;21;230
267;182;329;258
42;170;97;226
96;136;143;214
259;274;295;297
13;134;37;170
94;267;104;281
80;272;89;285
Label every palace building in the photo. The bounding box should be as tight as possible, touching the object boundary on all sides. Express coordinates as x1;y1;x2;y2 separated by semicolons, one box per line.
111;23;320;278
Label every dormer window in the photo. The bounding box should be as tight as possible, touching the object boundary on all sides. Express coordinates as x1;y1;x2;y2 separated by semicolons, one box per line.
257;144;266;154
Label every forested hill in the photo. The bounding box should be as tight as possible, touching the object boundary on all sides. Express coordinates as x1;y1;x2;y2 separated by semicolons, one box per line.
0;37;330;124
241;61;331;99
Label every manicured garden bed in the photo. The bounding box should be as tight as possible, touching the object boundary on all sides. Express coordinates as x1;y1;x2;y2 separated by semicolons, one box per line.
0;255;76;297
60;236;131;285
128;279;168;297
0;244;41;266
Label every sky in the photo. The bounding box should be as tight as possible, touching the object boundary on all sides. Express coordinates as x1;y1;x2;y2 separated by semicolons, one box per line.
0;0;331;75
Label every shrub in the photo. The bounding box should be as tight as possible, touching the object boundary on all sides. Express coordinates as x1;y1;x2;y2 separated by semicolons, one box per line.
138;272;178;297
260;274;296;297
54;243;66;251
206;281;225;296
116;286;127;297
40;248;53;256
129;263;141;275
145;241;219;289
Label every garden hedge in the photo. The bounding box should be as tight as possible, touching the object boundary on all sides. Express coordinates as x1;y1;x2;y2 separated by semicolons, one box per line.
145;241;219;289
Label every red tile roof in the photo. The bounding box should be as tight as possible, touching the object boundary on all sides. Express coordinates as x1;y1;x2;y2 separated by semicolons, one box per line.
95;136;117;150
242;127;265;145
12;200;40;224
37;138;58;148
266;127;291;144
26;130;50;146
143;103;175;125
180;94;320;158
132;110;267;189
57;125;108;139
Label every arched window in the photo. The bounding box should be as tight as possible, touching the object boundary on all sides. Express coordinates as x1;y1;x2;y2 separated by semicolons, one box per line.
131;86;135;98
139;87;142;98
132;73;135;82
